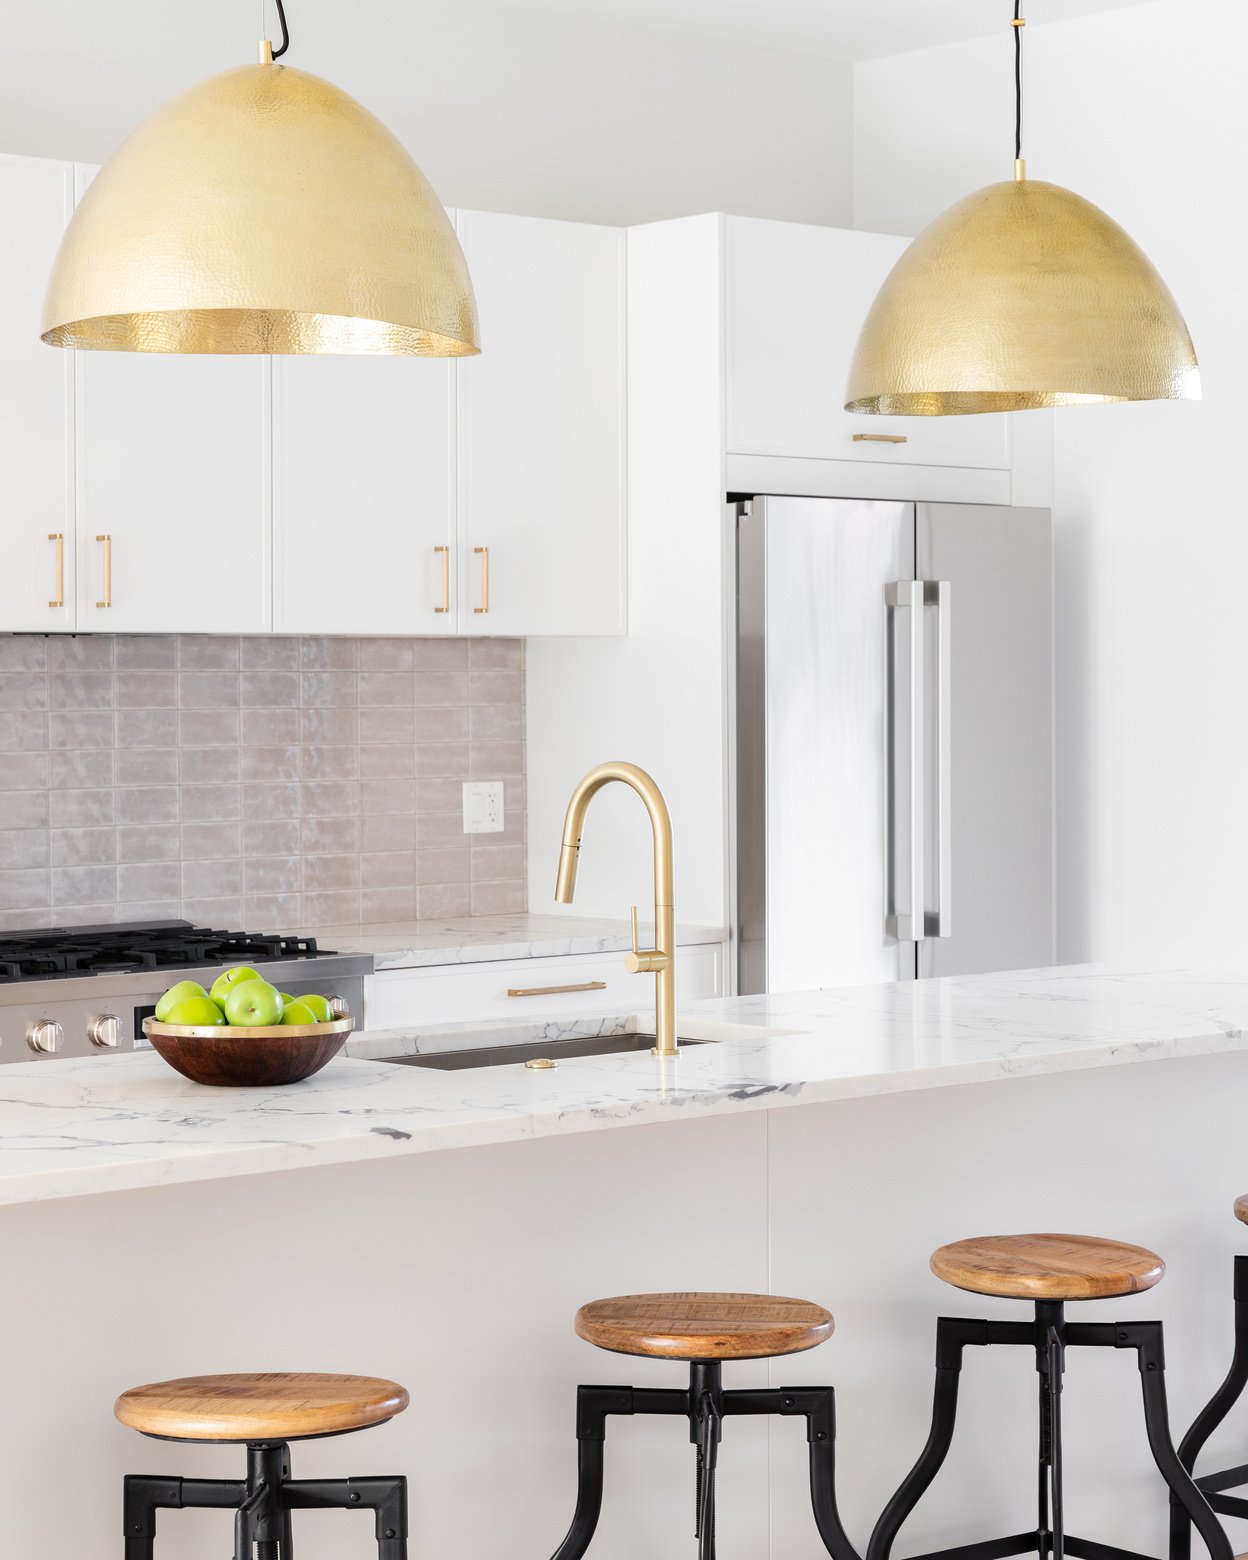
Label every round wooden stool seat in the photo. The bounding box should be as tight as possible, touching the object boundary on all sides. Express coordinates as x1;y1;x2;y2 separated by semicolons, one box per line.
115;1372;410;1442
930;1233;1166;1301
574;1291;834;1360
1234;1194;1248;1224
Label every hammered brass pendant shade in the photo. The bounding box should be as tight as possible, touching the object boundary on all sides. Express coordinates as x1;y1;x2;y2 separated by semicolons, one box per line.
41;60;479;356
844;177;1198;415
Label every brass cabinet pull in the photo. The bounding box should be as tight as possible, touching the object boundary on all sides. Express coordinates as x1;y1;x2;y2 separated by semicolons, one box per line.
434;544;450;613
853;432;909;444
95;534;112;609
473;545;489;614
506;979;608;999
47;533;64;608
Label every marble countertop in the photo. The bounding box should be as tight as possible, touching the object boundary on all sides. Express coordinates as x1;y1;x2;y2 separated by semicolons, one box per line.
305;914;727;970
0;963;1245;1208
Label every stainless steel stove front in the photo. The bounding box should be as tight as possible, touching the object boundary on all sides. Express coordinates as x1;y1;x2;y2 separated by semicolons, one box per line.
0;957;371;1063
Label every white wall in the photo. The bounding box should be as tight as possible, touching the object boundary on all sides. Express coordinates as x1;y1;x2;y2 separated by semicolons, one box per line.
855;1;1245;967
0;0;853;228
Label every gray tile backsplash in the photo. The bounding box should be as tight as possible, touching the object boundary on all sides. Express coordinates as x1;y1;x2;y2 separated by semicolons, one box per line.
0;636;526;931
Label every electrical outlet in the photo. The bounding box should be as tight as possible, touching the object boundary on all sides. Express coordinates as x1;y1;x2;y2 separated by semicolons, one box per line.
462;780;505;834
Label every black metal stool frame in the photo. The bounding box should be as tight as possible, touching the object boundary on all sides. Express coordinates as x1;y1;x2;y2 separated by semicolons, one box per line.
549;1359;861;1560
868;1302;1231;1560
1172;1255;1248;1560
123;1437;408;1560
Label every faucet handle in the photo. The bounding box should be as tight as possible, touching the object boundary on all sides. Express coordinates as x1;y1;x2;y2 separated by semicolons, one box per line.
630;904;640;956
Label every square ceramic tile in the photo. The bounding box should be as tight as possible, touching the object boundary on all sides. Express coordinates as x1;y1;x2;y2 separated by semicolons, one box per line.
416;882;471;919
240;745;300;784
51;864;117;904
0;752;49;790
359;640;414;671
117;824;182;864
114;671;177;708
48;638;112;671
0;831;49;870
117;709;180;748
117;787;179;826
180;747;241;786
242;817;301;858
178;637;240;670
300;671;358;708
48;673;113;711
241;638;300;670
0;638;48;673
0;867;51;911
361;886;419;922
49;711;114;750
0;792;50;830
179;672;240;709
0;712;49;752
114;749;173;787
115;637;177;670
241;671;300;707
300;639;358;670
50;789;115;828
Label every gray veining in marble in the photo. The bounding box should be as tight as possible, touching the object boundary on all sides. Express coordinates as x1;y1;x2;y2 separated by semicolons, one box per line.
0;964;1246;1207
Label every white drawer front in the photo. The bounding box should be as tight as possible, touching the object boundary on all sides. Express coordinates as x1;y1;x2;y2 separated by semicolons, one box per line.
367;945;723;1030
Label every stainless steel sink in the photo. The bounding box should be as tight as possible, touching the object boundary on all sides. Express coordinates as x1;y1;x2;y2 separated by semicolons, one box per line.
381;1033;714;1070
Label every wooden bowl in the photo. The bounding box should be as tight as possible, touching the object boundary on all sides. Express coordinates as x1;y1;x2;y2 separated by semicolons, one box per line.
142;1015;355;1087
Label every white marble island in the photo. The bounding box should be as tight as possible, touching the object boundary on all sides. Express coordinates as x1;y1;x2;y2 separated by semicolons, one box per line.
1;963;1247;1560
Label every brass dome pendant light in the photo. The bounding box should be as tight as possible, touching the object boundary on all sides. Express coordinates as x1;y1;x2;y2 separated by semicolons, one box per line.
845;3;1197;415
42;0;479;356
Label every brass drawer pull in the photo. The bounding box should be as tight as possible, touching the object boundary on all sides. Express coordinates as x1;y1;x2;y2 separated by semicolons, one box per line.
434;544;450;613
48;532;64;608
506;980;608;999
95;534;112;609
853;432;909;444
474;545;489;614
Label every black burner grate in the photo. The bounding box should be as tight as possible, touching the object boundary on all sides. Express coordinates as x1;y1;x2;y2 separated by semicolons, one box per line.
0;921;335;984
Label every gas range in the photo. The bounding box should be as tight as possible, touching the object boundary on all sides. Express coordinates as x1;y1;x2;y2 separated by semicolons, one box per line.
0;921;373;1063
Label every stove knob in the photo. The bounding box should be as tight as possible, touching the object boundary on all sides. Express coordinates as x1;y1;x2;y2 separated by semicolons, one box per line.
27;1020;63;1055
327;994;349;1017
87;1014;122;1049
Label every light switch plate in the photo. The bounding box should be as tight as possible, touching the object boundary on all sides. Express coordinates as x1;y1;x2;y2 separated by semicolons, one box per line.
462;780;505;834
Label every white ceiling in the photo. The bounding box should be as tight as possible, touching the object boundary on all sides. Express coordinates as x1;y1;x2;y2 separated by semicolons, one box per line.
486;0;1156;62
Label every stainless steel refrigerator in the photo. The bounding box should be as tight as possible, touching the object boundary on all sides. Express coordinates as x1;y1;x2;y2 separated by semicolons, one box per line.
735;496;1053;994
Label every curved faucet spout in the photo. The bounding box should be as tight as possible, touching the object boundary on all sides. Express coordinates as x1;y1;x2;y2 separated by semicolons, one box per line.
553;761;677;1056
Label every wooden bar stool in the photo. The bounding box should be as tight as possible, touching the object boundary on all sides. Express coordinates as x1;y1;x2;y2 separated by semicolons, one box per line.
547;1290;859;1560
867;1234;1230;1560
115;1371;409;1560
1172;1196;1248;1560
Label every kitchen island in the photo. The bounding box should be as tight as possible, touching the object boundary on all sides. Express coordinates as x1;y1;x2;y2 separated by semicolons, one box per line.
1;964;1246;1560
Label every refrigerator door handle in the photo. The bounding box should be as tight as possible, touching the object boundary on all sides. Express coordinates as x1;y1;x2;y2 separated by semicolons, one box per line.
886;580;924;941
924;580;953;938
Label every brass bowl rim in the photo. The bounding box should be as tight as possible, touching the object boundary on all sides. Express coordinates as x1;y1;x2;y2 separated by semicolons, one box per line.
143;1015;355;1041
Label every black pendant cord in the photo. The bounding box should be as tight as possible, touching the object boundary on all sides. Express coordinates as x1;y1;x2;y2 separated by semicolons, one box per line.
1013;1;1024;161
269;0;290;59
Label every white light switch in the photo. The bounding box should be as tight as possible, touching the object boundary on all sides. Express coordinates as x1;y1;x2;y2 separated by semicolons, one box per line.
462;780;505;834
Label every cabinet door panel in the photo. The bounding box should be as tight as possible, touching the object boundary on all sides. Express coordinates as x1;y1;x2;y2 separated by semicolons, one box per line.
74;166;269;636
76;350;270;634
274;354;456;635
456;211;625;636
0;156;76;631
726;217;1010;472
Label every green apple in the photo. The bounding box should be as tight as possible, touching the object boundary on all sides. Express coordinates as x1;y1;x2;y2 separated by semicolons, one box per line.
155;980;210;1022
223;979;284;1027
279;993;296;1005
209;966;263;1005
299;994;335;1023
163;995;227;1028
280;1000;318;1026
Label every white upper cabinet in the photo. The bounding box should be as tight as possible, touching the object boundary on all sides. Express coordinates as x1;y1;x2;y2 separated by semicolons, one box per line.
0;155;76;632
74;167;270;636
725;216;1010;472
455;210;626;636
273;353;456;635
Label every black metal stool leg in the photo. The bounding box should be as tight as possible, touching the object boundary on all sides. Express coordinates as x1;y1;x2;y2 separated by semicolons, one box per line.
867;1318;967;1560
547;1385;635;1560
1122;1321;1233;1560
1171;1257;1248;1560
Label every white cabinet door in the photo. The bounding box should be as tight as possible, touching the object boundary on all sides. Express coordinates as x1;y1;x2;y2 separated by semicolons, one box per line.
74;167;270;635
0;155;77;632
456;210;625;636
726;216;1010;471
366;944;724;1029
274;354;456;635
